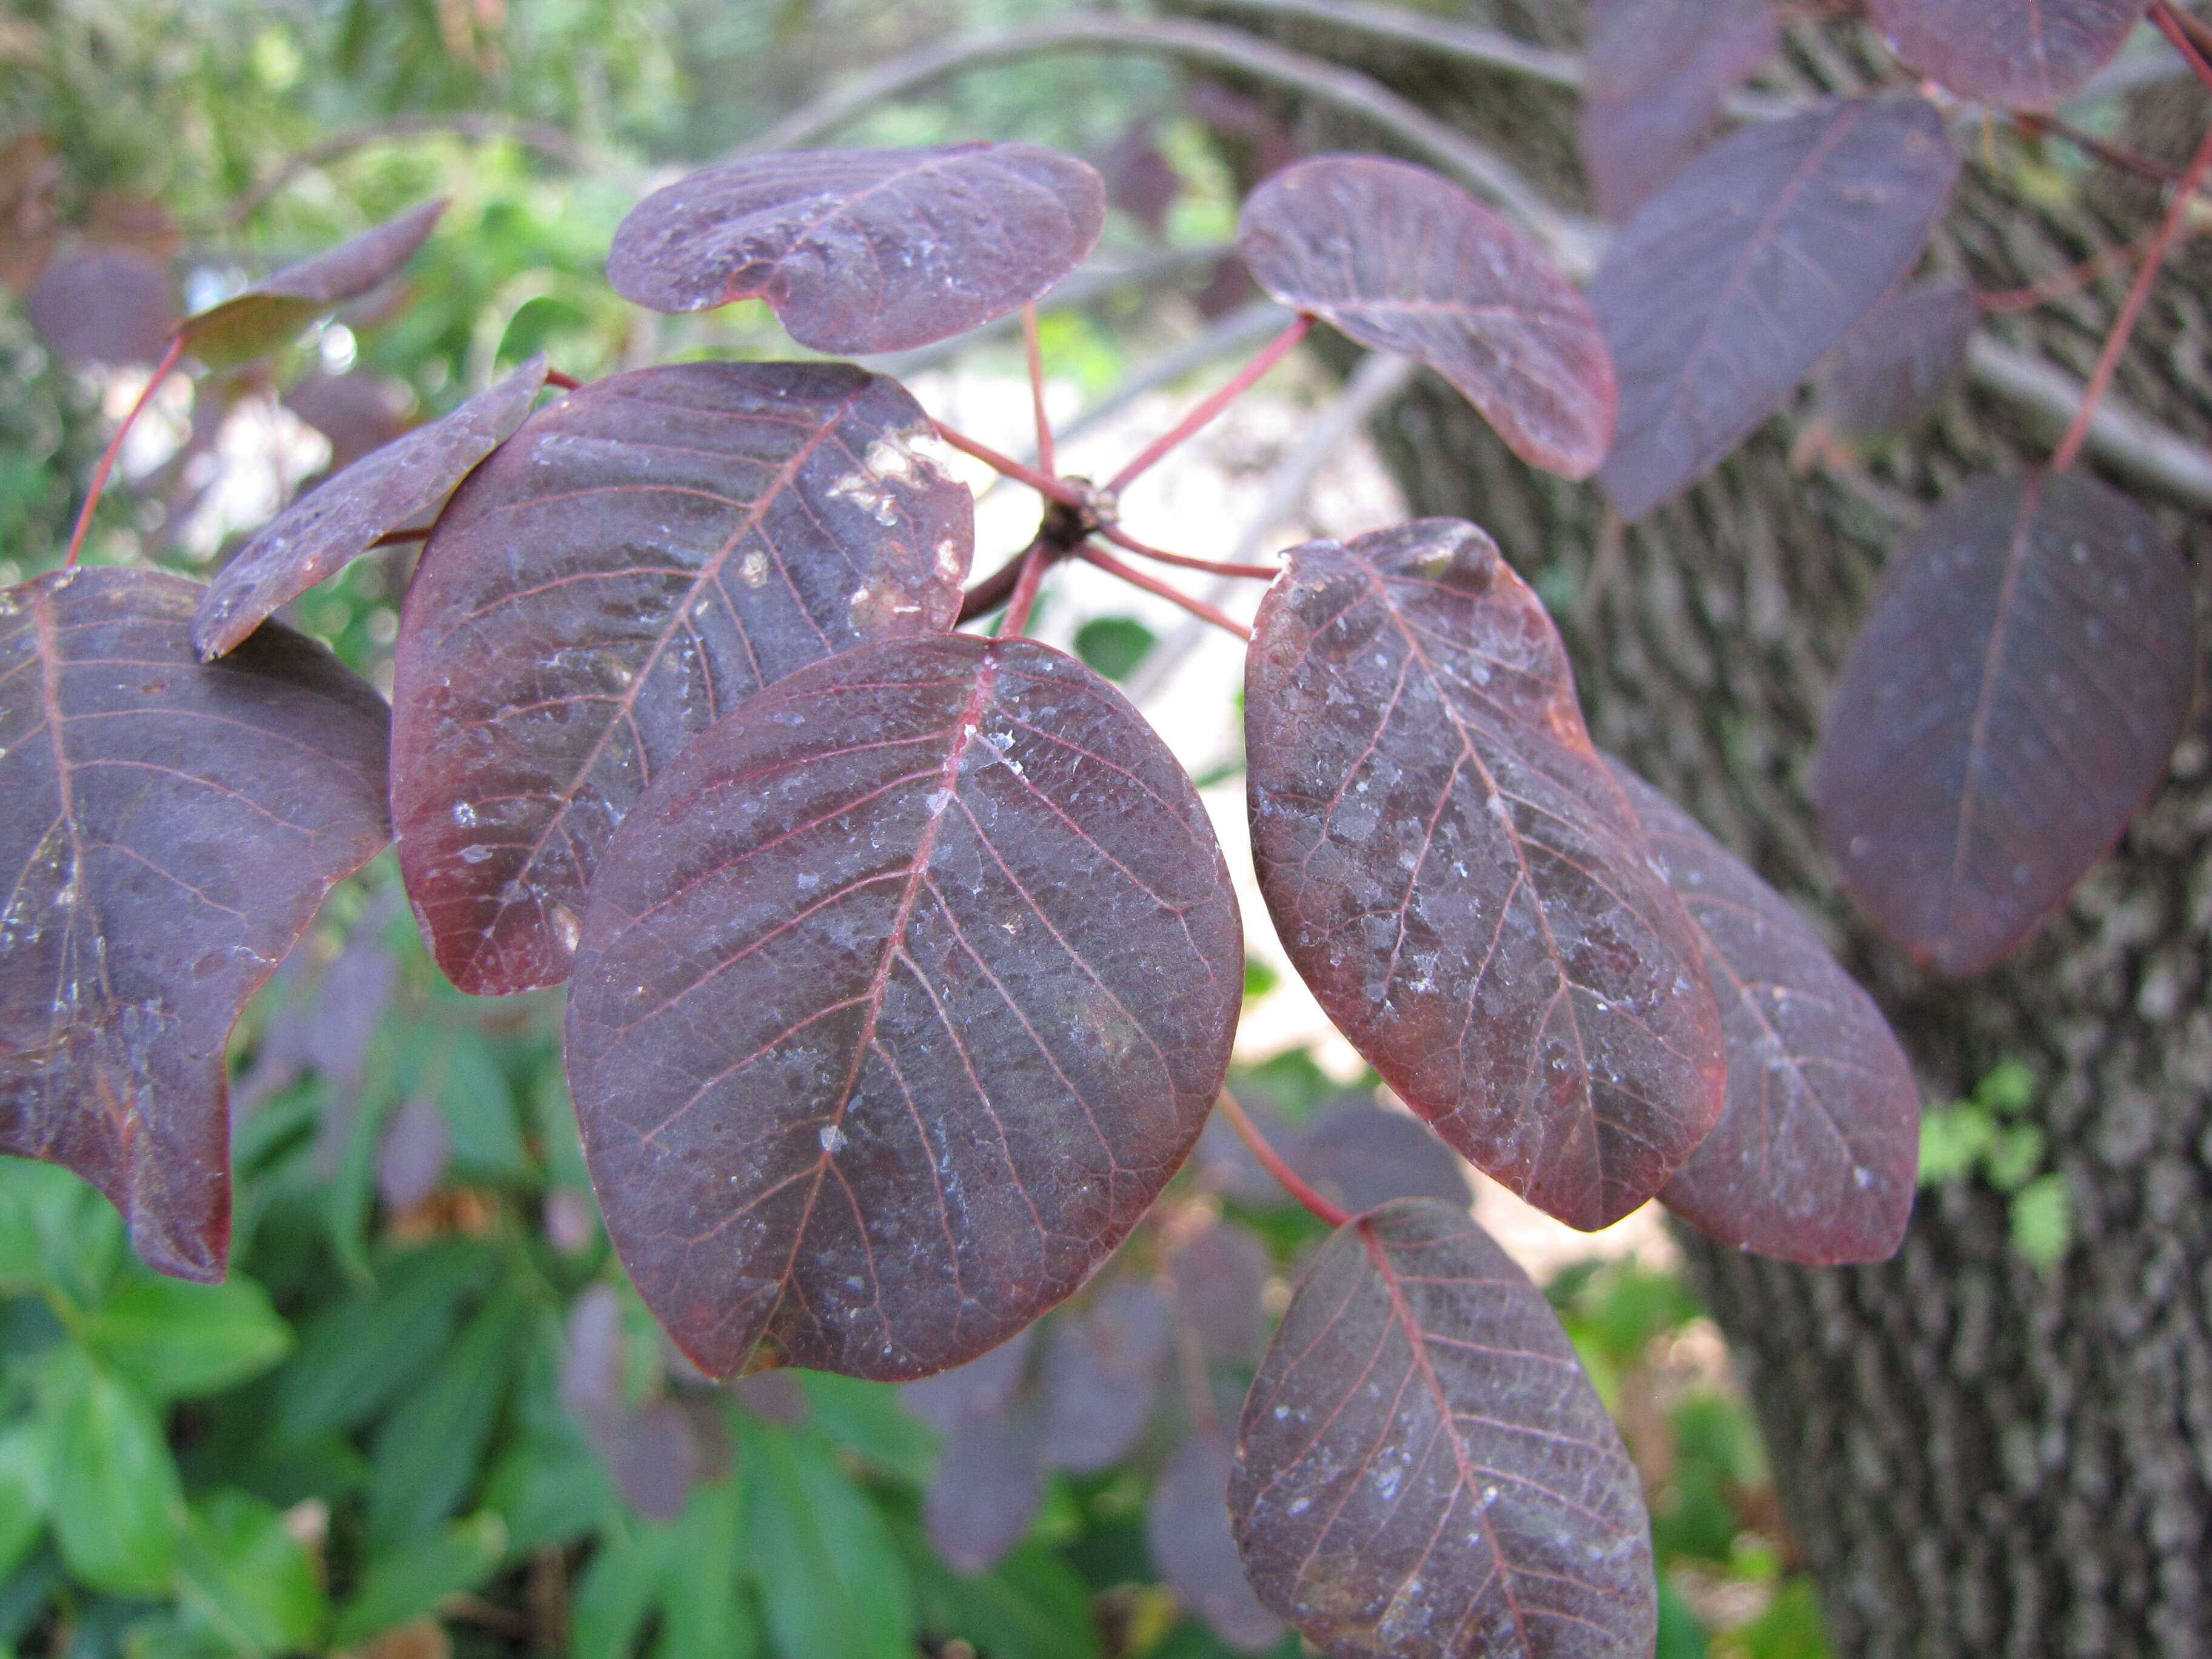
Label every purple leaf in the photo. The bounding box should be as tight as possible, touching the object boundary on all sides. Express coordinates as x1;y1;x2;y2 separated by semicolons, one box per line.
1040;1281;1171;1472
730;1370;810;1426
377;1097;452;1213
1287;1098;1472;1216
1192;1093;1292;1206
27;247;176;367
1245;520;1724;1230
1150;1429;1284;1654
1578;0;1780;219
1101;123;1182;235
563;635;1242;1380
926;1395;1047;1572
1869;0;2147;111
560;1283;624;1415
181;199;447;368
1230;1199;1655;1659
603;1397;708;1522
193;358;548;660
1811;471;2194;976
1812;276;1976;442
1168;1219;1271;1364
902;1326;1034;1433
1608;762;1919;1264
1239;156;1616;479
0;567;391;1280
300;932;397;1085
606;144;1106;355
389;361;971;996
1592;96;1959;519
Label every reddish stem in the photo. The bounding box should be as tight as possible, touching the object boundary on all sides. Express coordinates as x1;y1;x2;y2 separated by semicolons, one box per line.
62;335;184;569
933;420;1086;509
1977;233;2164;313
369;526;432;548
1106;315;1312;496
1096;524;1280;581
2016;112;2185;187
544;367;582;391
1216;1088;1350;1230
2169;0;2212;61
999;535;1051;639
1022;303;1054;478
1078;541;1254;642
2052;12;2212;472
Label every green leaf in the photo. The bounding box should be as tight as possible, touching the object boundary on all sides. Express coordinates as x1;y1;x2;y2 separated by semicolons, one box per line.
1073;616;1156;682
793;1373;938;1485
570;1522;674;1659
121;1612;232;1659
655;1478;755;1659
1737;1575;1831;1659
330;1512;506;1648
366;1286;529;1546
83;1273;292;1402
484;1427;614;1557
274;1241;493;1441
0;1160;123;1304
0;1422;49;1579
1974;1059;2037;1115
899;1525;1101;1659
1654;1577;1709;1659
41;1347;184;1596
1241;959;1279;1000
740;1419;913;1659
2009;1172;2073;1272
1916;1104;1996;1185
174;1490;327;1658
1983;1124;2046;1194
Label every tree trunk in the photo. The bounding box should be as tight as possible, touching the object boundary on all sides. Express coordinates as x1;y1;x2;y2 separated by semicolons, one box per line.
1186;3;2212;1652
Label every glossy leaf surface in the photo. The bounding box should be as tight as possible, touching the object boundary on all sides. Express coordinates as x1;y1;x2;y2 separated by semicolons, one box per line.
193;357;548;660
607;144;1106;355
1039;1280;1170;1472
1289;1098;1472;1216
181;199;447;367
564;635;1242;1379
1870;0;2145;110
1811;471;2194;976
1592;96;1959;519
1813;276;1976;441
1239;156;1615;479
1578;0;1780;220
0;568;391;1280
390;360;971;995
1245;520;1724;1229
1230;1199;1654;1659
1609;763;1919;1263
1150;1429;1284;1654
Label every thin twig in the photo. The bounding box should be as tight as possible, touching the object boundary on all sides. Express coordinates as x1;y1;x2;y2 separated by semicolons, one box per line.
2014;112;2186;187
1108;315;1313;494
736;13;1600;272
1977;235;2161;313
226;114;589;224
1217;1088;1350;1230
367;526;432;549
1078;541;1255;642
1022;303;1055;477
544;367;583;391
64;337;184;568
1966;335;2212;504
933;420;1085;508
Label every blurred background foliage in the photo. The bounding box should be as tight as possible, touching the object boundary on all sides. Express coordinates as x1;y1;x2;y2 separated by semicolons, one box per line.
2;2;1828;1655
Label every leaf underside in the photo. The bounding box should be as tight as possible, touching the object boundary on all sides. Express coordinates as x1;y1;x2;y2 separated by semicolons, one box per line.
1238;155;1616;479
0;568;392;1280
606;144;1107;355
1151;1428;1284;1654
1869;0;2147;111
1590;95;1960;520
1609;762;1919;1264
1812;471;2196;977
1230;1199;1655;1659
1578;0;1780;220
1244;520;1724;1230
1812;275;1977;443
389;359;972;996
563;635;1242;1381
193;356;549;660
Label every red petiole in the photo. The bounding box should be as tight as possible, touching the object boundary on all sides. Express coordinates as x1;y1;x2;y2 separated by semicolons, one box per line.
1106;315;1312;495
62;335;185;569
1021;303;1054;478
1078;542;1253;643
1216;1087;1351;1230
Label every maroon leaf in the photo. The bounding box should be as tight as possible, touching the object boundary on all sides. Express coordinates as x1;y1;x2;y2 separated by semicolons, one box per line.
0;567;391;1280
1288;1098;1472;1216
1578;0;1780;220
1608;762;1919;1264
1193;1092;1292;1206
729;1369;810;1426
180;199;447;368
1869;0;2146;111
1811;471;2194;976
1592;96;1960;520
1812;276;1976;442
1230;1199;1655;1659
389;361;971;996
1168;1219;1271;1364
283;370;418;473
927;1395;1047;1572
902;1326;1034;1433
559;1283;624;1415
1239;156;1616;480
193;358;548;660
1245;520;1724;1229
1040;1281;1171;1471
27;246;176;367
603;1398;709;1522
1101;122;1182;235
563;635;1242;1380
606;144;1106;355
301;932;398;1086
377;1097;452;1213
1150;1429;1284;1653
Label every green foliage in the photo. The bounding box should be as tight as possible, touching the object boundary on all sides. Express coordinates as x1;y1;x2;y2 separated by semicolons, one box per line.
1919;1062;2073;1270
1074;615;1159;682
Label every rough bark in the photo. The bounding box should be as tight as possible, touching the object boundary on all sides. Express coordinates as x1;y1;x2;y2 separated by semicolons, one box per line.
1186;3;2212;1653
